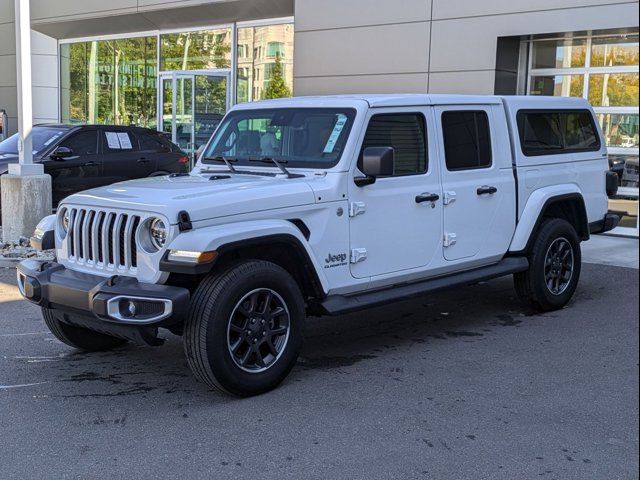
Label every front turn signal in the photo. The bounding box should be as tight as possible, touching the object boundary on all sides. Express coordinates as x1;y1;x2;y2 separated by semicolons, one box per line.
166;250;218;264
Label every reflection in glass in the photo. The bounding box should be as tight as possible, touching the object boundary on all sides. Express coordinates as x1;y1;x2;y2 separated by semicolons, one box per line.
532;38;587;69
591;34;639;67
60;37;157;127
194;75;227;150
530;75;584;97
597;114;639;148
588;73;639;106
160;29;231;71
236;24;294;103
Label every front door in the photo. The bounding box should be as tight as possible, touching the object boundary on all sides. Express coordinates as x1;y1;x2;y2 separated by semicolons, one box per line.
348;109;443;279
435;105;515;263
159;70;231;161
45;128;102;206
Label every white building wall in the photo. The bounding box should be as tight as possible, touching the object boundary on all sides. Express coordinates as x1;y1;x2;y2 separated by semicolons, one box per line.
0;2;59;136
293;0;639;96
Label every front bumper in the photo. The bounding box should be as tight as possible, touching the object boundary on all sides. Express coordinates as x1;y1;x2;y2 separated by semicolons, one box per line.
17;259;190;345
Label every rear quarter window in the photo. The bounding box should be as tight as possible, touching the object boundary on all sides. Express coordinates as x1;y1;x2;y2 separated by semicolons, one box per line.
517;109;601;156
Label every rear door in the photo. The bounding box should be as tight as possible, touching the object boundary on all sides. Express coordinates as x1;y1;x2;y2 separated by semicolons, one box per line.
435;105;515;263
137;130;187;175
44;128;102;206
100;128;149;185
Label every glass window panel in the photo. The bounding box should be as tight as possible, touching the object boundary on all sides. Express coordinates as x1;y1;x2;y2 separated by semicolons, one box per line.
160;29;231;71
236;24;294;103
588;73;639;107
591;34;639;67
441;111;492;170
532;38;587;69
597;113;640;148
60;130;98;155
61;43;89;124
530;75;584;97
60;36;157;128
361;114;427;176
267;42;285;58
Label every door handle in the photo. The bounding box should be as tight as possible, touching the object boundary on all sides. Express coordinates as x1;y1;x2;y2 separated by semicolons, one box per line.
477;185;497;195
137;158;149;164
82;161;98;167
415;193;440;204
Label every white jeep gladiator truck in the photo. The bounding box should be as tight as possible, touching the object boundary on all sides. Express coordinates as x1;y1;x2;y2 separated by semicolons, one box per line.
18;94;620;397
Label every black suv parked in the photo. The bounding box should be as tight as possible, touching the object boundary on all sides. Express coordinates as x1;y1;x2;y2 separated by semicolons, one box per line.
0;124;189;208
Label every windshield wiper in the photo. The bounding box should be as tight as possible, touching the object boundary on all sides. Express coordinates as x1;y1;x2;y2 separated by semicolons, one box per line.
249;157;302;179
203;155;238;173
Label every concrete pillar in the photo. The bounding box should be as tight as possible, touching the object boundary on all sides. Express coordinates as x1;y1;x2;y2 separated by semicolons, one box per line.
1;0;52;243
1;174;52;242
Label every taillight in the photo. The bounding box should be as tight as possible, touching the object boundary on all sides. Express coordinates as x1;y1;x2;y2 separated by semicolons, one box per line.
178;156;189;164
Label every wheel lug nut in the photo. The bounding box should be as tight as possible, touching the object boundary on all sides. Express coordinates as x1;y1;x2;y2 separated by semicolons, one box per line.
262;331;266;336
253;338;257;344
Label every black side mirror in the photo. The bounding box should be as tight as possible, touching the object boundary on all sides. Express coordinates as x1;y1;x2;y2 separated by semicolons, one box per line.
354;146;394;187
50;146;73;160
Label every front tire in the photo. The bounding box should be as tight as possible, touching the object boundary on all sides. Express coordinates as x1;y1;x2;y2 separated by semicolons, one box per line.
514;218;581;312
42;308;127;351
184;260;305;397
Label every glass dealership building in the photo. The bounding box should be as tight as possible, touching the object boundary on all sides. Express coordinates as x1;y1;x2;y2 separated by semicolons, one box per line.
0;0;637;234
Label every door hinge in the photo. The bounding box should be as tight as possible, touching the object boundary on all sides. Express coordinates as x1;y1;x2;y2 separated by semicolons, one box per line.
443;233;457;247
443;191;457;205
349;202;366;217
350;248;367;264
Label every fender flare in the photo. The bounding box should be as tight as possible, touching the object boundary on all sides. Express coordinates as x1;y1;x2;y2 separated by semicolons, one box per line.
509;185;587;253
163;219;329;293
31;214;57;251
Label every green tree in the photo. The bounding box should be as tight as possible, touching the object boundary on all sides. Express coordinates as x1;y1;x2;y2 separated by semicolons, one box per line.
263;54;291;100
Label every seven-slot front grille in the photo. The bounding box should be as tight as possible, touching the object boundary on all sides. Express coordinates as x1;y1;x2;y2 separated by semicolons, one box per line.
66;208;141;272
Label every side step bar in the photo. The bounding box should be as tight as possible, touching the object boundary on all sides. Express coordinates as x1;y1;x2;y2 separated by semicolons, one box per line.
318;257;529;316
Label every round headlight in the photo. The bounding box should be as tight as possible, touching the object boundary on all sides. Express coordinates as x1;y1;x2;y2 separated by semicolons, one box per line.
58;208;69;237
149;218;167;250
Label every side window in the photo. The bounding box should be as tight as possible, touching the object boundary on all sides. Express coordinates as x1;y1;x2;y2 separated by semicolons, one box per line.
360;113;427;176
517;110;600;156
138;133;166;151
560;111;600;150
59;130;98;156
441;111;492;171
103;130;139;153
518;112;563;154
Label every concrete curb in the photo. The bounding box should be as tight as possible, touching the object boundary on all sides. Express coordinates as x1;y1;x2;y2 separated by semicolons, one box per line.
0;257;21;268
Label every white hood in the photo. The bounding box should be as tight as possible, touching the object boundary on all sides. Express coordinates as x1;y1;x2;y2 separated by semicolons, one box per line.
62;173;317;223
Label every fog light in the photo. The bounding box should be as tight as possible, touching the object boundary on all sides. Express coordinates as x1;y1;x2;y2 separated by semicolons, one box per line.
106;296;173;323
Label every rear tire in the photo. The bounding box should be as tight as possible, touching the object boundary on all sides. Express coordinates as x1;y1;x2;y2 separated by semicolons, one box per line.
514;218;581;312
42;308;127;351
184;260;305;397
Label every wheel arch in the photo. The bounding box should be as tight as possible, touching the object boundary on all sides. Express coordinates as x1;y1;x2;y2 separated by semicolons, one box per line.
163;219;328;299
215;234;326;300
510;187;589;253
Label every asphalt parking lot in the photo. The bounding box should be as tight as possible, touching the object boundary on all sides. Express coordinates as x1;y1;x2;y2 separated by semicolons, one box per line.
0;263;638;480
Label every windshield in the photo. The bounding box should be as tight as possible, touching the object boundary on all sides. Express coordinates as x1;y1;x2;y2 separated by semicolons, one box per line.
0;127;69;156
202;108;356;169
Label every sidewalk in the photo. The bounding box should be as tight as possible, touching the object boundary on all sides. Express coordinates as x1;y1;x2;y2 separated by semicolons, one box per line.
582;234;639;269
